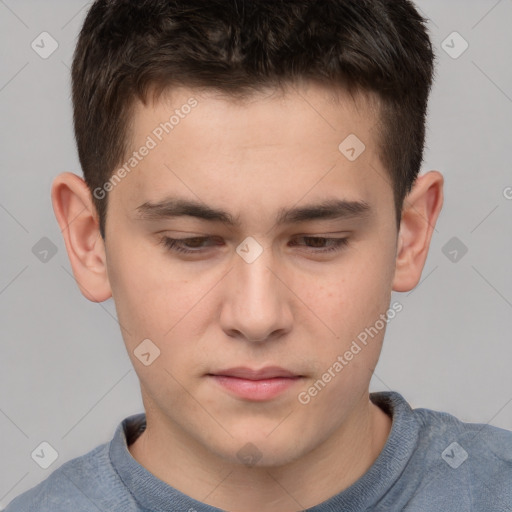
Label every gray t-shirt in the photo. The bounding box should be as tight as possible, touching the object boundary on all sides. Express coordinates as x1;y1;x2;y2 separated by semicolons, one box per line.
4;391;512;511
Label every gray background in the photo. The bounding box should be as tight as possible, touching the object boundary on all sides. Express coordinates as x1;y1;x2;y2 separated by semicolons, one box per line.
1;0;511;507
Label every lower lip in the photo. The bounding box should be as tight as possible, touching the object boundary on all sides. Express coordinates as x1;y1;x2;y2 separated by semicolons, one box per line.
209;375;301;401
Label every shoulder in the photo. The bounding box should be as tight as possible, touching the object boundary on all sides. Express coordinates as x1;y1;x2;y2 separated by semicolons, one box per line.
375;391;512;465
3;440;139;512
398;393;512;509
412;401;512;466
372;391;512;509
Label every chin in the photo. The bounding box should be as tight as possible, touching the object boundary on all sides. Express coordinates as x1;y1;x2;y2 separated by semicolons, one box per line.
212;432;309;469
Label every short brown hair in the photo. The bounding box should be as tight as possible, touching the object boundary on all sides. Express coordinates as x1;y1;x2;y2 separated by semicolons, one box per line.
71;0;435;238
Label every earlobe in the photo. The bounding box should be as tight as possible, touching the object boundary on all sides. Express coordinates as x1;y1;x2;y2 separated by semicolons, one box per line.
51;172;112;302
392;171;444;292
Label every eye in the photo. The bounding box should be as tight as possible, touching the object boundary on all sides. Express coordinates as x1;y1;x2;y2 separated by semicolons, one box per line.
158;235;350;257
289;236;349;253
159;236;221;255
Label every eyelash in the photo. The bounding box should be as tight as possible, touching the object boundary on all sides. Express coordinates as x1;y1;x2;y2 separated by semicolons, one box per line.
159;236;349;255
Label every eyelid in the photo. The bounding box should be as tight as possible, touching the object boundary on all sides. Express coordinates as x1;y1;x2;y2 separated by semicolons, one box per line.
158;234;351;256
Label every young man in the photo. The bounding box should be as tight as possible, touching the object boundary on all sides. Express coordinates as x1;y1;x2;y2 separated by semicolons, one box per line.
6;0;512;511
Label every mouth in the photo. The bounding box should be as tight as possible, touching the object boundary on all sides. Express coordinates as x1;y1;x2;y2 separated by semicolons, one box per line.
206;366;304;401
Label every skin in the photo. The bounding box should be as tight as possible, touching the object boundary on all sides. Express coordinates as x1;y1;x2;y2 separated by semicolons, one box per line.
51;82;443;512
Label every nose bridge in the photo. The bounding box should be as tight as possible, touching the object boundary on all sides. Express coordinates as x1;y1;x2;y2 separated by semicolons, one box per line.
235;242;280;313
237;249;277;298
221;240;291;341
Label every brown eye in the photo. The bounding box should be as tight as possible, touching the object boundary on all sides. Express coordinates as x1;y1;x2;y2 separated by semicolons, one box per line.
289;237;349;253
159;236;221;254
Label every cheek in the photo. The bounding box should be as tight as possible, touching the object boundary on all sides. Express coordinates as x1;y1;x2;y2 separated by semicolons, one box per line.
106;240;217;358
303;257;393;325
294;244;396;365
105;239;174;343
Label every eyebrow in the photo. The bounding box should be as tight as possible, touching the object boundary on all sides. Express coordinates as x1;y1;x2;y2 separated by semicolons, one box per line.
135;197;371;227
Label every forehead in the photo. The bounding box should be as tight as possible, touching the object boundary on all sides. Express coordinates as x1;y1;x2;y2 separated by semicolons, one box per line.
112;82;391;228
128;81;381;155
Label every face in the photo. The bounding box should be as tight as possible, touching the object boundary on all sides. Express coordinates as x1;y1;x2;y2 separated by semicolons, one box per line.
103;83;398;467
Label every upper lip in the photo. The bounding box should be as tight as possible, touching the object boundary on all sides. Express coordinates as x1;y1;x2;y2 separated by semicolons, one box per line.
209;366;301;380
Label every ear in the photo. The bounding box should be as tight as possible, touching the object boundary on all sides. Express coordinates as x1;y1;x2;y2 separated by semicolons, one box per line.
392;171;444;292
51;172;112;302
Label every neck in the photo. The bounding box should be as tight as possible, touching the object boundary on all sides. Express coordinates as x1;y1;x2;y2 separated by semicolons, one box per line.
128;393;392;512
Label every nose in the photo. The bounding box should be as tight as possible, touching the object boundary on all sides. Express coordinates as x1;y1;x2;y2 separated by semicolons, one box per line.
219;243;293;344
